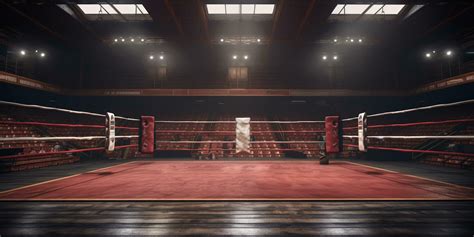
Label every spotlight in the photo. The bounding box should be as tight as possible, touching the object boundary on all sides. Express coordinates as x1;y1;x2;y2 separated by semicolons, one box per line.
425;53;431;58
333;38;337;43
244;55;248;60
40;52;46;57
114;38;118;42
446;50;452;56
35;50;39;53
333;55;338;60
350;39;354;43
130;38;135;42
432;50;436;54
257;38;261;42
232;55;238;60
322;55;327;60
358;39;362;43
121;38;125;42
149;55;154;60
220;38;224;42
141;38;145;42
20;50;26;56
159;55;164;60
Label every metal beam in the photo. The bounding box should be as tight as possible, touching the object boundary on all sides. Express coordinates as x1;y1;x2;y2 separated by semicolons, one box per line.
270;0;285;43
164;0;184;36
195;0;209;41
295;0;317;40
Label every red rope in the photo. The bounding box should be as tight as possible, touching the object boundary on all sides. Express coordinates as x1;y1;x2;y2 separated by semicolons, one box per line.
156;148;321;152
343;144;474;157
0;144;138;160
0;121;138;130
156;130;324;134
343;118;474;130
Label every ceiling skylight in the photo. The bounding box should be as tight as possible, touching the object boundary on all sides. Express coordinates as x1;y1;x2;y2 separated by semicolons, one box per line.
206;4;274;15
332;4;405;15
77;4;148;15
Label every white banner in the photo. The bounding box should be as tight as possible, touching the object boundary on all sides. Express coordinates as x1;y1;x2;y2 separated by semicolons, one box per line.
236;117;251;153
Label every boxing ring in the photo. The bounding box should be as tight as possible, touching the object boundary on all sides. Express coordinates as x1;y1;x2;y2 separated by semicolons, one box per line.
0;99;473;200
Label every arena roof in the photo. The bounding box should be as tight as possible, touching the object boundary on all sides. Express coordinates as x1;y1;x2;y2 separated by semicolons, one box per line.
0;0;473;92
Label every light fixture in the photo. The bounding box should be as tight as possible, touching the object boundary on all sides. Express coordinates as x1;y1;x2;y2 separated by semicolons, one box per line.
432;50;436;53
257;38;261;42
232;55;238;60
425;53;431;58
114;38;118;42
333;39;338;43
35;50;39;53
159;55;164;60
244;55;248;60
333;55;338;60
350;39;354;42
149;55;154;60
358;39;362;43
322;55;327;60
220;38;224;42
141;38;145;42
130;38;135;42
40;52;46;58
121;38;125;42
446;50;452;56
20;50;26;56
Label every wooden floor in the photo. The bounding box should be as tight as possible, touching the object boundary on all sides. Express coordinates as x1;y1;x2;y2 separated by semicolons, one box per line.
0;201;473;236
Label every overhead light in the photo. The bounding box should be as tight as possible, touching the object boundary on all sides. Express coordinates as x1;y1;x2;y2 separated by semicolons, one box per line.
149;55;154;60
446;50;452;56
322;55;327;60
77;4;117;14
207;4;225;14
40;52;46;58
113;4;148;14
20;50;26;56
425;53;431;58
35;50;39;53
141;38;145;42
244;55;248;60
257;38;261;42
159;55;164;60
358;39;362;43
233;55;238;60
255;4;274;14
121;38;125;42
333;55;338;60
130;38;135;42
350;39;354;42
332;4;370;15
333;39;338;42
226;4;240;14
365;4;405;15
432;50;436;53
241;4;255;14
220;38;224;42
114;38;118;42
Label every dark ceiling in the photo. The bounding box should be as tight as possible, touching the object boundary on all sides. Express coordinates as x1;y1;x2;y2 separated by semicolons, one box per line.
0;0;473;90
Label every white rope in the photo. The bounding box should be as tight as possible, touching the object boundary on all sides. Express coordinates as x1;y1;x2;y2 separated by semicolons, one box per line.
155;120;324;124
343;135;474;140
0;135;138;142
343;99;474;121
156;140;324;144
0;100;139;122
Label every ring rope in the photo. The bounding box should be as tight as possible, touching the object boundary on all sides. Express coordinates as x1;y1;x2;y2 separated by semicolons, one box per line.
343;118;474;130
343;99;474;121
155;130;324;134
155;148;322;151
344;144;474;157
343;135;474;140
0;100;139;122
0;135;138;142
156;140;324;144
0;121;138;130
155;120;324;124
0;144;138;160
